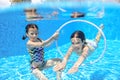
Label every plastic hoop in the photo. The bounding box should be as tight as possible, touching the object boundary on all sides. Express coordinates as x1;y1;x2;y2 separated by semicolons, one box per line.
55;19;107;65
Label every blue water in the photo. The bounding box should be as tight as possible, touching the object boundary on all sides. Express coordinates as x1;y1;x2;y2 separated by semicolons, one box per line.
0;2;120;80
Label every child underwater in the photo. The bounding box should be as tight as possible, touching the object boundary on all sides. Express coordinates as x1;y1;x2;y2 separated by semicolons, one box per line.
54;24;104;74
22;24;62;80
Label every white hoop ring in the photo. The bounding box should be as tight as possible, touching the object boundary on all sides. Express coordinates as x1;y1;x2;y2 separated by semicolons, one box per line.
55;19;107;65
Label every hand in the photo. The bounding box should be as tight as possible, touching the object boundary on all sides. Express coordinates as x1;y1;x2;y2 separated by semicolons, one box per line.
68;66;78;74
53;62;66;71
52;31;59;40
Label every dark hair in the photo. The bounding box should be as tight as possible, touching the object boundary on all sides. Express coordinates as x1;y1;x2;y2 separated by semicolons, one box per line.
70;30;86;42
22;24;38;40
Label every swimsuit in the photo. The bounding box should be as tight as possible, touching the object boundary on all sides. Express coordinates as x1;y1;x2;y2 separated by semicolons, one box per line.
29;47;44;63
28;47;46;70
86;39;97;51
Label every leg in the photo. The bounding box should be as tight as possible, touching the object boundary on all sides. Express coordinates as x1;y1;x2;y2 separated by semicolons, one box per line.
32;68;48;80
95;24;104;43
44;58;62;68
43;58;62;80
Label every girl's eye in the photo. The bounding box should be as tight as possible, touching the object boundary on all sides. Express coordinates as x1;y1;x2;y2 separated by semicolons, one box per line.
30;33;34;35
76;42;80;44
72;42;80;45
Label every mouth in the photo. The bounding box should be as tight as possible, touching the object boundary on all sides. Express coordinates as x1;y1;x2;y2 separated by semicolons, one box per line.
74;47;79;50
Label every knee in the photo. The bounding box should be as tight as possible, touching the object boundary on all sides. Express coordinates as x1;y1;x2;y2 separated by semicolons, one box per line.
32;68;39;75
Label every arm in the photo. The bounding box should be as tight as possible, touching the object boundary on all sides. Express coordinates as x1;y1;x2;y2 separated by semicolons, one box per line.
53;46;73;71
42;34;56;47
43;31;59;46
27;31;59;48
68;46;89;74
62;46;73;64
73;46;89;68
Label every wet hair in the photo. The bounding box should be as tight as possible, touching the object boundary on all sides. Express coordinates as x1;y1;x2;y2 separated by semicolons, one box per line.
70;30;86;43
22;24;38;40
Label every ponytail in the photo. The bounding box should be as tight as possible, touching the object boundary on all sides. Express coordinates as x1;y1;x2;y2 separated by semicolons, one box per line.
22;35;27;40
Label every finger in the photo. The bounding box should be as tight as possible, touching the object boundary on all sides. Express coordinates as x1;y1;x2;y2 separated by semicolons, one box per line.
53;67;58;71
54;66;60;71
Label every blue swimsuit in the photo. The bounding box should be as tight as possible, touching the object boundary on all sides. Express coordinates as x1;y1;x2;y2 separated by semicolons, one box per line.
30;47;44;63
28;39;45;70
28;47;46;70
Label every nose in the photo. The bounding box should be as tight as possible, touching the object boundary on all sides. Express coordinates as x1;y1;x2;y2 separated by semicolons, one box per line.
73;44;78;48
33;34;37;37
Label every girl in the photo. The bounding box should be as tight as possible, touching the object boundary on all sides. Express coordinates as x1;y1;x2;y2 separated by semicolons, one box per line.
54;24;104;74
23;24;62;80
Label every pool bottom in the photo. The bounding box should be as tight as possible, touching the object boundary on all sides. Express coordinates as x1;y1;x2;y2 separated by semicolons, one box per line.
0;40;120;80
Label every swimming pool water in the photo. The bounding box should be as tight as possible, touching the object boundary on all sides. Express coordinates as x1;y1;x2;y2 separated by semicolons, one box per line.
0;1;120;80
0;40;120;80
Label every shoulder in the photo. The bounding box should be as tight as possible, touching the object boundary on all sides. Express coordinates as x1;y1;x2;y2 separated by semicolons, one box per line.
83;45;89;52
27;40;34;49
27;40;30;46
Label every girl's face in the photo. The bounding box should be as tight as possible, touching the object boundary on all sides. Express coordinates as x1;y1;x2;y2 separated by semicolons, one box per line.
71;38;83;52
27;28;38;41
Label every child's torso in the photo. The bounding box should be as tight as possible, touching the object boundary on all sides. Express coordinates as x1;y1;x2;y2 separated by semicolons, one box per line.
28;38;44;64
28;47;44;63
